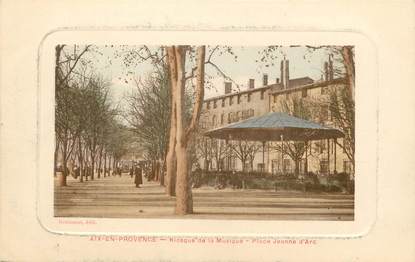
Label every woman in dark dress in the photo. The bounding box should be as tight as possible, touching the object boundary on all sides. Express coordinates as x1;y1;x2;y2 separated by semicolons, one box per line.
134;165;143;188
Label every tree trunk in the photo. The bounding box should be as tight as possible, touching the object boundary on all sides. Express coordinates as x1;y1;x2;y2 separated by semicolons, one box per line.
78;138;84;182
103;151;107;178
160;158;165;186
341;46;355;99
60;148;68;187
108;155;111;176
84;147;89;181
175;142;192;214
112;157;116;176
54;139;60;177
169;46;192;215
165;53;177;196
167;45;205;215
97;146;103;178
294;159;300;177
90;151;95;180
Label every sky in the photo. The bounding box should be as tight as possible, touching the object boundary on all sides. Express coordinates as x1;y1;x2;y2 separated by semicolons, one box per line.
79;46;339;106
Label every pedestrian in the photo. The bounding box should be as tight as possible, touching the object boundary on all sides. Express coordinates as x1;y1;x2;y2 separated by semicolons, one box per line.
134;164;143;188
73;165;80;179
129;165;134;178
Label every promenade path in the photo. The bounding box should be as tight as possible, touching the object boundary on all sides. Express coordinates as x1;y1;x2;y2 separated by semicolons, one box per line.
54;174;354;220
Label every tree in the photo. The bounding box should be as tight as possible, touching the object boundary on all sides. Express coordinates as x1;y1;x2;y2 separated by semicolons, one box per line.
229;141;261;172
194;126;214;171
118;45;237;212
55;85;79;185
211;140;228;171
55;44;94;185
329;87;355;174
82;76;111;180
165;46;206;214
126;69;171;184
55;44;129;185
273;96;313;176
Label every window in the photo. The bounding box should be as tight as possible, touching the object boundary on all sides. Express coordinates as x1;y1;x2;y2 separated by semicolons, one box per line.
283;159;291;173
260;90;265;100
317;140;326;154
320;159;329;174
249;109;254;117
220;114;224;124
257;163;265;172
213;100;217;108
229;96;233;106
273;94;277;103
235;111;241;122
227;112;232;123
247;93;251;102
242;110;247;119
207;101;210;109
244;162;252;172
302;89;307;98
343;160;352;174
271;159;281;174
237;95;241;104
212;115;216;127
230;156;237;170
321;86;328;95
222;98;225;107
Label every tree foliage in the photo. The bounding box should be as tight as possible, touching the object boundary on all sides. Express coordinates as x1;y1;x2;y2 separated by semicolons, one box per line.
55;45;129;185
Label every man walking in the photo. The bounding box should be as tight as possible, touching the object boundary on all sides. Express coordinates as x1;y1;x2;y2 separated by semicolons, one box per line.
134;164;143;188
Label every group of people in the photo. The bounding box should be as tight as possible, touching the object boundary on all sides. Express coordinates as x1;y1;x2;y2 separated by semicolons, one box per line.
56;161;144;188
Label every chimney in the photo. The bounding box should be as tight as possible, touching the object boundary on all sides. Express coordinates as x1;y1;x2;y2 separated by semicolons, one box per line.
224;82;232;94
324;61;329;81
328;55;334;81
262;74;268;86
248;79;255;89
280;58;290;89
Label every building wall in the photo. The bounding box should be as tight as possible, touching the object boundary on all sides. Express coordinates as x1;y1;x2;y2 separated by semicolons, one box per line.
201;87;271;130
268;79;352;175
198;78;353;176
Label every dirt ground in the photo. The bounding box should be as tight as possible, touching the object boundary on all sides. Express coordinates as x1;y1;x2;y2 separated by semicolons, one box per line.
54;174;354;220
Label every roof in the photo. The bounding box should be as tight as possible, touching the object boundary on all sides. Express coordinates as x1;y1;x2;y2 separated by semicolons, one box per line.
287;77;314;88
270;77;347;94
204;112;344;141
204;77;314;102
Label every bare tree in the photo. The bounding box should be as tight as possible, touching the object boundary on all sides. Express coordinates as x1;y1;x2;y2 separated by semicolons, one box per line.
329;87;355;174
125;70;171;184
272;96;313;176
229;141;261;172
211;139;228;171
55;86;78;185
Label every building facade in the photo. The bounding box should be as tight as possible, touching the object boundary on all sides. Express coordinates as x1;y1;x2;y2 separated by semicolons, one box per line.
198;58;353;176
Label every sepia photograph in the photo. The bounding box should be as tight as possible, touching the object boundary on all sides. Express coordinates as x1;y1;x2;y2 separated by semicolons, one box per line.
53;45;355;221
2;0;414;261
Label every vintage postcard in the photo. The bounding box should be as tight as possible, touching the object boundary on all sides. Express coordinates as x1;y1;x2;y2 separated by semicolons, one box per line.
2;1;415;261
36;31;377;237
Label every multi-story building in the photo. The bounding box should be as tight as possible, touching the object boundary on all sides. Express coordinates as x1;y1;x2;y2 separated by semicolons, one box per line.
199;57;353;176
